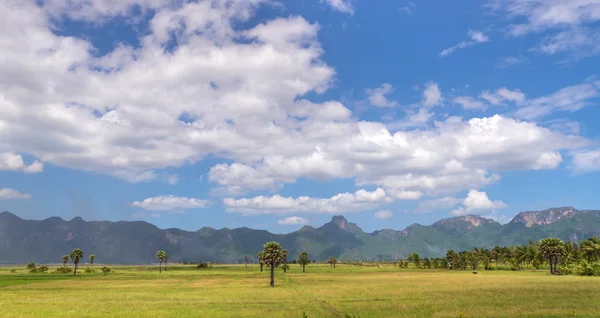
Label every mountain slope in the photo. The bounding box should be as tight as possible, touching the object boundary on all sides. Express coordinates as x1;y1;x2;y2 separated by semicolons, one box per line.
1;207;599;264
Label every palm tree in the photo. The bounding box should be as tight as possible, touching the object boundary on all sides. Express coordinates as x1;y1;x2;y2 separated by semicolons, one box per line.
259;241;286;287
89;254;96;267
538;238;566;275
61;255;69;268
244;256;249;268
281;249;289;273
156;250;166;273
70;248;84;276
580;237;600;262
298;252;310;273
257;251;265;272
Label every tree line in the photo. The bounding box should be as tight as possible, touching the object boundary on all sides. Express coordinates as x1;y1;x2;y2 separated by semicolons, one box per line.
398;237;600;276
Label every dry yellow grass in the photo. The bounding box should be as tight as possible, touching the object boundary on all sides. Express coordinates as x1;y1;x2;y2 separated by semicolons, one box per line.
1;265;598;317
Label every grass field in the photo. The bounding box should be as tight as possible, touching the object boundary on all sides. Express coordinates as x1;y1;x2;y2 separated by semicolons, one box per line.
1;264;599;317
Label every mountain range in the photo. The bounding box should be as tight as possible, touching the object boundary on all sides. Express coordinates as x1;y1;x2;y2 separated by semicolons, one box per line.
1;207;599;264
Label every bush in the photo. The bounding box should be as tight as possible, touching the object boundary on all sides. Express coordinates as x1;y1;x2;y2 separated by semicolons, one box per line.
576;261;600;276
101;267;111;276
84;267;96;274
55;267;73;274
37;265;49;273
26;262;36;272
10;269;16;273
197;262;211;269
558;264;574;275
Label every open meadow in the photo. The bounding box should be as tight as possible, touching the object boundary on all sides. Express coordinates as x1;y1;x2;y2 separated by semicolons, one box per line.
1;264;599;317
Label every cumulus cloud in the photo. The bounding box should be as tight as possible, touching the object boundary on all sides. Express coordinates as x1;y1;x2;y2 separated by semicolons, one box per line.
439;30;489;57
322;0;354;15
0;188;32;200
0;0;592;206
450;189;507;216
223;188;391;215
277;216;308;225
374;209;393;220
0;153;43;173
366;83;398;107
131;195;210;211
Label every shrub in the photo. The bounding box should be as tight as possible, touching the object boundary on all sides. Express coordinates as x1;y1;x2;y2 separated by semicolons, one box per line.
101;267;111;276
37;265;49;273
26;262;36;272
84;267;96;274
10;269;16;273
197;262;210;269
55;267;73;274
558;264;574;275
576;261;600;276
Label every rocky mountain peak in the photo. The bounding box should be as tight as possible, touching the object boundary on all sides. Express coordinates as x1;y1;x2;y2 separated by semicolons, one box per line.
510;207;578;228
433;214;497;231
330;215;349;229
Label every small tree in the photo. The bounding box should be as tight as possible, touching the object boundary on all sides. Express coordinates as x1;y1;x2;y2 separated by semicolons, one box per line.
328;256;334;268
89;254;96;267
408;252;421;268
156;250;166;273
70;248;84;276
27;262;36;273
62;255;69;268
244;256;249;268
332;257;337;269
257;251;265;272
298;252;310;273
259;241;286;287
101;267;111;276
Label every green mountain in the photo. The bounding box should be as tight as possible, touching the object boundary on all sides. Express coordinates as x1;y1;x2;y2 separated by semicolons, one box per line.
1;207;599;264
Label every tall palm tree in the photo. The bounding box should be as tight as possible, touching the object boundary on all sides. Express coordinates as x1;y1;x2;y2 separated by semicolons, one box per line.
257;251;265;272
298;252;310;273
156;250;166;273
538;238;565;275
61;255;69;268
244;256;249;268
259;241;286;287
580;237;600;262
89;254;96;267
70;248;84;276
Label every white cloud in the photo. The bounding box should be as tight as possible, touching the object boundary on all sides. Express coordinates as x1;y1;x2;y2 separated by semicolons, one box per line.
366;83;398;107
322;0;354;15
497;55;528;68
451;189;507;216
224;188;391;215
494;1;600;58
0;0;593;206
0;153;43;173
572;149;600;173
277;216;308;225
454;96;486;110
374;209;393;220
399;2;416;15
422;82;443;107
415;196;462;213
495;0;600;36
479;88;526;105
439;29;489;57
537;28;600;58
131;195;211;211
0;188;32;200
514;81;600;119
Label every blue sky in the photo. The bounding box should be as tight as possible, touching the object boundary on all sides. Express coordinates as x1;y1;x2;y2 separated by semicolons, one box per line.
1;0;600;233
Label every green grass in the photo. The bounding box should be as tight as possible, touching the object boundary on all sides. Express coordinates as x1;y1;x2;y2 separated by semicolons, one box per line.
1;264;598;317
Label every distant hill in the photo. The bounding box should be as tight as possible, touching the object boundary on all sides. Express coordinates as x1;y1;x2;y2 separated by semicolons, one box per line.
1;207;599;264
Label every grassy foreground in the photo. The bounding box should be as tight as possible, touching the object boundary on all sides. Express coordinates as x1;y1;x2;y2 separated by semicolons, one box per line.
1;264;599;317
